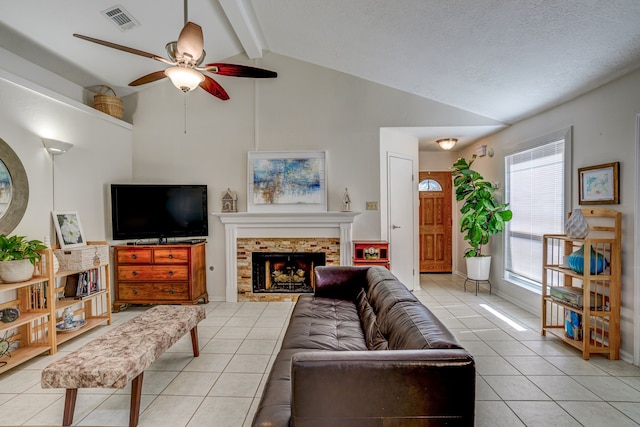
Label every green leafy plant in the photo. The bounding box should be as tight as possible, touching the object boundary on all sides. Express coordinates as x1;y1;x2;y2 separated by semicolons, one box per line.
0;235;47;264
452;155;513;258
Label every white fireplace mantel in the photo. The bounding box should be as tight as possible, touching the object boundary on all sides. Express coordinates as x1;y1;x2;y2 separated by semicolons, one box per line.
214;211;360;302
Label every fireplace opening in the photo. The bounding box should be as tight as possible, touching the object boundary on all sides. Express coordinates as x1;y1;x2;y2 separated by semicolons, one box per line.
252;252;326;293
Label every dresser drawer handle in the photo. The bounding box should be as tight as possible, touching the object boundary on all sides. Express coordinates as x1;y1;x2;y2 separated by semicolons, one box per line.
168;254;174;259
132;271;137;276
132;289;138;295
131;254;137;260
168;271;174;276
169;289;174;294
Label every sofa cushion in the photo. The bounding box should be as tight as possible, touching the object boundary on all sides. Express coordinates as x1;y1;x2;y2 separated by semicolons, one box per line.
314;266;369;301
381;301;463;350
356;289;388;350
253;347;319;427
282;296;367;351
366;267;419;325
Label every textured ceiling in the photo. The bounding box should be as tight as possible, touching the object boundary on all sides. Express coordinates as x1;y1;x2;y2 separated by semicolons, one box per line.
1;0;640;149
253;0;640;124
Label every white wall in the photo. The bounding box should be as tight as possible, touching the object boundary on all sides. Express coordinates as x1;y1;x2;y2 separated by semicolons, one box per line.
129;52;501;301
419;151;459;172
454;68;640;362
0;63;133;244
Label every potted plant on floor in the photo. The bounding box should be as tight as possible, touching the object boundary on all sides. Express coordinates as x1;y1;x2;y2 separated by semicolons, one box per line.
452;155;512;280
0;235;47;282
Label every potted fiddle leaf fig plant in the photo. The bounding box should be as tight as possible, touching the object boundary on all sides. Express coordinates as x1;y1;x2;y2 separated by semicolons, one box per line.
452;155;513;280
0;235;47;282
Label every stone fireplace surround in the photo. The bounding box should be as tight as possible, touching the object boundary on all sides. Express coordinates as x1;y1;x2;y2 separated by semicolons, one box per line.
244;240;333;300
215;212;360;302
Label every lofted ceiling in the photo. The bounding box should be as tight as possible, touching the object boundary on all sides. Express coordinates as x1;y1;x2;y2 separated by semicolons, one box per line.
1;1;640;151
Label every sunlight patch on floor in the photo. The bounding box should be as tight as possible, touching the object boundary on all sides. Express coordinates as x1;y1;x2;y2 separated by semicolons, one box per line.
480;303;527;332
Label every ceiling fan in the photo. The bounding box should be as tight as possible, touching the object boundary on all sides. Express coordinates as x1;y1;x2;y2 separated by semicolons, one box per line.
73;7;276;100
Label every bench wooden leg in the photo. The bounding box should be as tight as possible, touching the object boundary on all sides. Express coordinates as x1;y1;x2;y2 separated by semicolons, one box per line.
63;388;77;426
190;326;200;357
129;372;144;427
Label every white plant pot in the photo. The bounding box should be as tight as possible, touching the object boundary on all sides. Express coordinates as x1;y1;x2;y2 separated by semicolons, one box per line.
466;256;491;281
0;259;35;283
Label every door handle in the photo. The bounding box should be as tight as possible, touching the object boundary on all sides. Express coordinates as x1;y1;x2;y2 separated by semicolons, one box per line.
392;224;401;229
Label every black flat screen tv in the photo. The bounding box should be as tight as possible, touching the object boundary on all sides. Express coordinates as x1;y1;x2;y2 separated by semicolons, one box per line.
110;184;208;242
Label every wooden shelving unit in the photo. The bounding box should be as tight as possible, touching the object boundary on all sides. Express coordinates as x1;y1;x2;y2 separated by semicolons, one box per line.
541;208;621;360
0;242;112;373
52;241;112;351
0;252;53;374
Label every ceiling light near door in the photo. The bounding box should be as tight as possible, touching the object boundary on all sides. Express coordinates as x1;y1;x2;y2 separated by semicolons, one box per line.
437;138;458;150
164;67;204;92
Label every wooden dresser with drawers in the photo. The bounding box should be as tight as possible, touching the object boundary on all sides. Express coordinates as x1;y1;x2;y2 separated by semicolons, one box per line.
112;243;207;312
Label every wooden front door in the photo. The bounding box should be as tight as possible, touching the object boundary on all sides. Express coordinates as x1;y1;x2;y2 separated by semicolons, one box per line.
419;171;452;273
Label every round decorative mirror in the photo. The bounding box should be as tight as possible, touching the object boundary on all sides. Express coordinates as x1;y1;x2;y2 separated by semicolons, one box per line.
0;137;28;235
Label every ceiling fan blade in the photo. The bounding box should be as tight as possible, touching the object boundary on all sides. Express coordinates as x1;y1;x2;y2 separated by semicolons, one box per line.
129;70;168;86
202;63;277;78
199;75;229;100
176;22;204;61
73;34;166;62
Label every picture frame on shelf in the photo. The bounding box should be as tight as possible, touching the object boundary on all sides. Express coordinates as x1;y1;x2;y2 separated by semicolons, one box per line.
578;162;619;205
247;150;327;212
52;211;86;249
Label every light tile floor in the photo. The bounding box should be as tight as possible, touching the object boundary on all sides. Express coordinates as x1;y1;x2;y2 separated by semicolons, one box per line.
0;274;639;426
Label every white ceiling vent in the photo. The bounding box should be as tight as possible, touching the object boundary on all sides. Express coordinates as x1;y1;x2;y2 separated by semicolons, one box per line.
101;5;140;31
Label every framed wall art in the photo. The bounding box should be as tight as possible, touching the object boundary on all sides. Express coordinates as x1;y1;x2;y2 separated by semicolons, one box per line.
578;162;619;205
0;137;29;235
52;211;87;249
248;151;327;212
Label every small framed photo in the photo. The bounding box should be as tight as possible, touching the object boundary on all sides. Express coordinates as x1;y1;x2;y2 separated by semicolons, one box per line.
52;211;87;249
578;162;619;205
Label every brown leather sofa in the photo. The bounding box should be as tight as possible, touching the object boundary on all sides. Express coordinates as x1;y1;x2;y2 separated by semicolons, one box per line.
252;266;475;427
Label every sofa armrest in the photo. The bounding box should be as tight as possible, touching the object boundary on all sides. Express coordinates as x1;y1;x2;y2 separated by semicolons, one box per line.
314;266;369;300
291;349;475;427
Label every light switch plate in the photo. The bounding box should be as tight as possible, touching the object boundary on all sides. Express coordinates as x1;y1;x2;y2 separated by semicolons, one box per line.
366;201;378;210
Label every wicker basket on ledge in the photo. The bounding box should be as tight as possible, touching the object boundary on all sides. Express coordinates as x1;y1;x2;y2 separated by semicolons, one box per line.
93;85;124;119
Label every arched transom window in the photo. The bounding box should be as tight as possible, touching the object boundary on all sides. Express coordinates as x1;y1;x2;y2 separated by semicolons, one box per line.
418;178;442;192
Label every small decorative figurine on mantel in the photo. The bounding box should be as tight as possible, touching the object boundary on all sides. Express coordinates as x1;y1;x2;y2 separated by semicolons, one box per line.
342;188;351;212
221;188;238;213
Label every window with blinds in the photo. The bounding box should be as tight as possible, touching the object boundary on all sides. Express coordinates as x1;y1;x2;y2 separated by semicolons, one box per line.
504;139;566;288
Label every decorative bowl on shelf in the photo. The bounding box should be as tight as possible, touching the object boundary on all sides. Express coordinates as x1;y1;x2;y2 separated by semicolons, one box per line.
0;308;19;323
55;319;87;332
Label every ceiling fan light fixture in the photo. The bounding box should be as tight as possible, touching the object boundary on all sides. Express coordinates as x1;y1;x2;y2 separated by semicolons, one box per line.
164;67;204;92
437;138;458;150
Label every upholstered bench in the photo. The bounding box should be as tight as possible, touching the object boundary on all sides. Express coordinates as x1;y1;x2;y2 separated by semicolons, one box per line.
41;305;206;427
